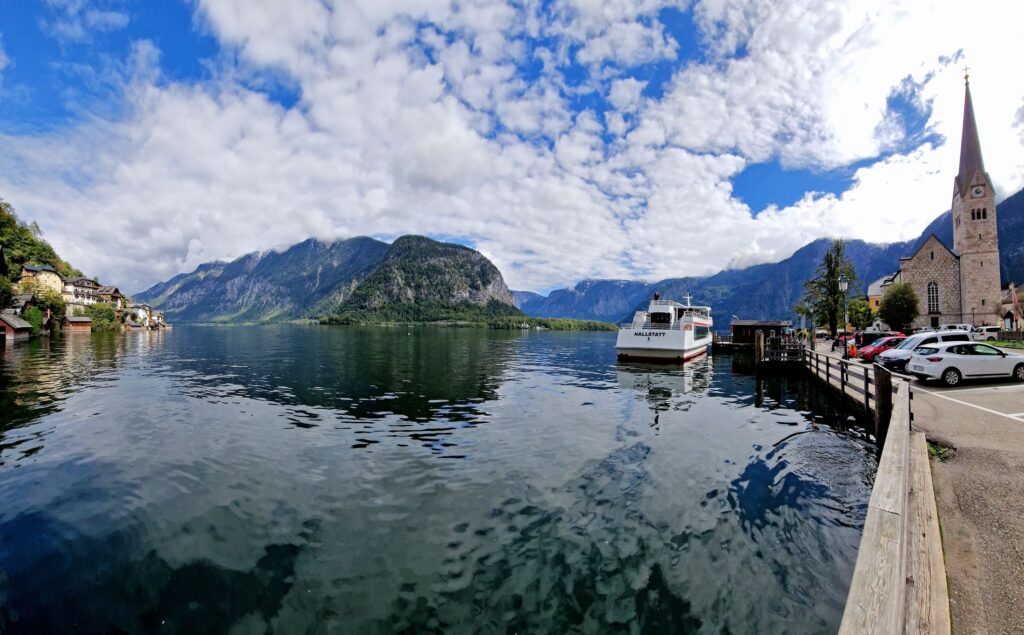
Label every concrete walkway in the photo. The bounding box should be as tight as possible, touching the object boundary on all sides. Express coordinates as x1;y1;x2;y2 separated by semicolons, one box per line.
910;383;1024;634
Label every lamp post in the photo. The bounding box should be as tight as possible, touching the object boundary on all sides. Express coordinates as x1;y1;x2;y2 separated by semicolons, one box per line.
839;274;850;359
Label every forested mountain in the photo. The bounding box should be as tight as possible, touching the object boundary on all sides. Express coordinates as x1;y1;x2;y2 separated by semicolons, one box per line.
137;235;524;324
518;188;1024;324
135;237;390;322
329;235;522;323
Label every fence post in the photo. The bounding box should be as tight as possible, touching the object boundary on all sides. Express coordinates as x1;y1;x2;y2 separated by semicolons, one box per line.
840;359;846;398
864;367;870;412
874;365;893;445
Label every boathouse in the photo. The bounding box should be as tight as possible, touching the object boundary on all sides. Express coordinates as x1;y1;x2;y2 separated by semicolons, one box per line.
1;311;32;341
730;319;792;345
65;316;93;333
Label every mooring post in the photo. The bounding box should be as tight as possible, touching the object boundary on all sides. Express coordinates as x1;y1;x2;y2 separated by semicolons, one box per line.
874;365;893;444
754;330;764;365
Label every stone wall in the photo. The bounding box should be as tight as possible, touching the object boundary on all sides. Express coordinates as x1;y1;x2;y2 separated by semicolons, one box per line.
899;235;962;328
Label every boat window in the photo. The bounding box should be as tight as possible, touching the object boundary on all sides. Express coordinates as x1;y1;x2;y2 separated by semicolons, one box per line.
650;312;671;324
694;326;709;340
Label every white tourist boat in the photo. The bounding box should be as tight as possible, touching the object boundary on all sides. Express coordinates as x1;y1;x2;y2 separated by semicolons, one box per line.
616;295;713;362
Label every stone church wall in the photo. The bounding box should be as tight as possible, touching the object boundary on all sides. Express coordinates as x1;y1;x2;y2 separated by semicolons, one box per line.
898;236;962;328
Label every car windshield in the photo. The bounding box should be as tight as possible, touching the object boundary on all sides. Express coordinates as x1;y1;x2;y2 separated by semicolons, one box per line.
895;337;922;350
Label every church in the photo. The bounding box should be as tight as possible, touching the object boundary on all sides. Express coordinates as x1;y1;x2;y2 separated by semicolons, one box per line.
878;75;1003;329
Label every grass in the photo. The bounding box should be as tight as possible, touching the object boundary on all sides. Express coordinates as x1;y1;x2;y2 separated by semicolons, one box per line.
927;440;956;462
991;339;1024;350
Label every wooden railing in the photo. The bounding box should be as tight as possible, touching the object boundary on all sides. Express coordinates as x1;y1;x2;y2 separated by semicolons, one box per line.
999;330;1024;341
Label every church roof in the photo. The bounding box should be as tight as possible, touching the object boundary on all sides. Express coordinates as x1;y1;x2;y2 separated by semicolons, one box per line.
900;232;958;262
956;78;987;196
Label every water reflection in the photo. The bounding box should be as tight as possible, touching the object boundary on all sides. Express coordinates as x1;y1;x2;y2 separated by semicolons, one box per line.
0;327;876;633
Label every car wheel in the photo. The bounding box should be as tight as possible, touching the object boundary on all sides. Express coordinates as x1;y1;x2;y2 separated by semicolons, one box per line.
942;368;962;387
1014;364;1024;382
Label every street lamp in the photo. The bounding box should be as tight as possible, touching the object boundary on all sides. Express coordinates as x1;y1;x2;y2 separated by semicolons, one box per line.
838;274;850;360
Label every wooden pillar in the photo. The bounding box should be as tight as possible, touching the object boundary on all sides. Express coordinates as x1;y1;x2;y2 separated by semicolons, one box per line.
874;365;893;445
754;330;764;365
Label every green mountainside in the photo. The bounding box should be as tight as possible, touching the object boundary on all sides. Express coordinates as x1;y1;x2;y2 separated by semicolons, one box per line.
327;235;524;323
1;198;82;280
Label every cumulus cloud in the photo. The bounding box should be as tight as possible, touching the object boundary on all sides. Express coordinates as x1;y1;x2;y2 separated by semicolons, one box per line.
1;0;1023;295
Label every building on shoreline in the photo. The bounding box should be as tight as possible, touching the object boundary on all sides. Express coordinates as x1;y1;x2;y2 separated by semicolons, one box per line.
888;75;1003;328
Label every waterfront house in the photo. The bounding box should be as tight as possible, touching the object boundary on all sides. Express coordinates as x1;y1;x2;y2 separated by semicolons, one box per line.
129;304;152;327
125;319;143;330
151;311;166;328
1;311;32;341
97;286;125;309
65;315;93;333
18;265;63;296
8;294;34;315
730;319;793;344
62;277;102;311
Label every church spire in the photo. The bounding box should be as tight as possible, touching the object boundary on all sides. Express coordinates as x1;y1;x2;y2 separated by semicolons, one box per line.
956;73;985;196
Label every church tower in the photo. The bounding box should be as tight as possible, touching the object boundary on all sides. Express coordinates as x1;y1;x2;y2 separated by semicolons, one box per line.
951;74;1001;325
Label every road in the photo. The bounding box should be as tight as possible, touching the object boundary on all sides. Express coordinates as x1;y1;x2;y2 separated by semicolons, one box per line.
907;379;1024;634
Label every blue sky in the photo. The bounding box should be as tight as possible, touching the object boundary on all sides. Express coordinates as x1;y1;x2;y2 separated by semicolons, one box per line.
1;0;1022;294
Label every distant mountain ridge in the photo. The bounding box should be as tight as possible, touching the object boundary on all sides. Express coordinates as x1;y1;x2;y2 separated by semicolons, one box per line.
516;188;1024;325
135;234;523;324
135;237;390;322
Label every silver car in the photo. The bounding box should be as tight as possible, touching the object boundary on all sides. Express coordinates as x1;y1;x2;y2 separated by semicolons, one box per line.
877;330;974;372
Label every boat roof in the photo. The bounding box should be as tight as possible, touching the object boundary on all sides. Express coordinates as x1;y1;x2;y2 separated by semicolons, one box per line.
648;299;711;311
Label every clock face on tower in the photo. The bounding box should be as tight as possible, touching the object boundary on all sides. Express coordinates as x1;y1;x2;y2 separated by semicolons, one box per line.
971;185;986;198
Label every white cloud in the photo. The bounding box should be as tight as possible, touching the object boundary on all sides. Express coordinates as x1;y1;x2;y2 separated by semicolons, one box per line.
43;0;130;42
1;0;1023;296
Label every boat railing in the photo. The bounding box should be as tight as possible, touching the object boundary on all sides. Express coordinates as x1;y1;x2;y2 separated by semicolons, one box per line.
621;321;680;330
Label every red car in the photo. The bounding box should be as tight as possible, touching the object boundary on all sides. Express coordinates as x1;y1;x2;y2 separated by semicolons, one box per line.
858;335;906;362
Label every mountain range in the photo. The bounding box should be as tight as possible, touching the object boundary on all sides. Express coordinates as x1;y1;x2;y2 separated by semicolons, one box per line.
136;188;1024;326
135;235;525;324
515;188;1024;325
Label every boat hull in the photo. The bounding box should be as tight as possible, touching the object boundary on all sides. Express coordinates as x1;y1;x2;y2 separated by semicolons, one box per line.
615;327;711;363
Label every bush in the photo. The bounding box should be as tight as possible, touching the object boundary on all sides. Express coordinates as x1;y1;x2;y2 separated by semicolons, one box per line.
23;306;43;335
84;303;120;332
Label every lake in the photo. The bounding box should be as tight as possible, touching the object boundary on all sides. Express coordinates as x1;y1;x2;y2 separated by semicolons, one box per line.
0;326;877;634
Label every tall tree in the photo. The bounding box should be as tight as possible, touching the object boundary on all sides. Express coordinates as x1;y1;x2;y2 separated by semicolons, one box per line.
878;283;919;332
847;298;874;330
797;239;858;336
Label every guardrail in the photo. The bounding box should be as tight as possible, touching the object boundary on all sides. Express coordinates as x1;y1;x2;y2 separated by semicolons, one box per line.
839;381;951;634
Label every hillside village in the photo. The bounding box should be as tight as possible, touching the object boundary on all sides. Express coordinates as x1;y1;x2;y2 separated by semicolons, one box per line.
1;244;169;342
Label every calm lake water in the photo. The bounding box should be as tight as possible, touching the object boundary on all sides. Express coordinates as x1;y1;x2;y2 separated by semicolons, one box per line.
0;326;877;634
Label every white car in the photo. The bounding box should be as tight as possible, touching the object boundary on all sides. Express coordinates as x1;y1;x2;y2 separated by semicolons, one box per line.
877;330;973;372
908;341;1024;386
972;325;1002;341
940;323;973;332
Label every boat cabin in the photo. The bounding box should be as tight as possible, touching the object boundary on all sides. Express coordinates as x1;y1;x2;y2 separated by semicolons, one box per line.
631;298;712;330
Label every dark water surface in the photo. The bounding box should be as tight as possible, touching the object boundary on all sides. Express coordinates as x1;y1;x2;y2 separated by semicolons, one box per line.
0;326;877;634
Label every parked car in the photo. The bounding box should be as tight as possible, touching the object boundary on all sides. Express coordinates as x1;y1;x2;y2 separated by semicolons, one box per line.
877;330;974;372
940;323;973;332
858;335;906;362
856;330;903;347
973;325;1002;341
908;342;1024;386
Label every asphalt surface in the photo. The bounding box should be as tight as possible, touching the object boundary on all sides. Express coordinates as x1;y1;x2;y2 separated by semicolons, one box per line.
908;380;1024;634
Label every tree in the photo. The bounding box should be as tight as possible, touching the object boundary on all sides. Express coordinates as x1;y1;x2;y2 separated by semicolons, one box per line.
23;306;43;336
879;283;919;332
84;302;120;332
0;277;11;311
35;288;66;321
848;298;874;330
797;239;858;336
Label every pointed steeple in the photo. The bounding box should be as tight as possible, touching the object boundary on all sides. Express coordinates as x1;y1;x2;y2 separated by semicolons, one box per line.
956;73;985;196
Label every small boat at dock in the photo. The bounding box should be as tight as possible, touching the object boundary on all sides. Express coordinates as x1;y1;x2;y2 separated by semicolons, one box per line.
615;294;713;362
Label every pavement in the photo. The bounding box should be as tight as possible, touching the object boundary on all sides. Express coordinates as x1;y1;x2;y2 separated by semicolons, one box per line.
909;381;1024;635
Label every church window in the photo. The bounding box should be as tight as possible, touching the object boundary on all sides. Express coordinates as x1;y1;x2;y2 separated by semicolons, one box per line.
982;299;986;306
930;251;934;260
971;210;975;220
982;208;987;219
927;282;939;313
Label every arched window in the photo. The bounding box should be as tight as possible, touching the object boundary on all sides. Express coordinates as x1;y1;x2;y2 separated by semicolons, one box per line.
982;208;987;219
927;282;939;313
